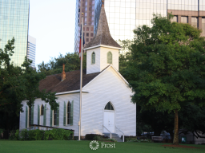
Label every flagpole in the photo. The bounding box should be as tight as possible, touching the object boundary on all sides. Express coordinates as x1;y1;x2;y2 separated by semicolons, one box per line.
78;13;84;141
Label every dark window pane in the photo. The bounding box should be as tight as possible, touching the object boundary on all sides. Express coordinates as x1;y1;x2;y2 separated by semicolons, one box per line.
67;102;71;124
41;105;44;115
105;102;114;110
54;110;57;125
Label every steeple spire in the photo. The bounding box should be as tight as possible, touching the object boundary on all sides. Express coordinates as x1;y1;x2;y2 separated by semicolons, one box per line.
102;0;104;7
85;1;121;49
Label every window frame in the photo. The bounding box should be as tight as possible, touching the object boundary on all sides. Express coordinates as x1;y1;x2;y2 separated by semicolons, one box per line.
91;52;95;64
41;105;44;116
67;102;71;125
66;101;73;125
53;110;57;126
53;106;59;126
107;51;112;64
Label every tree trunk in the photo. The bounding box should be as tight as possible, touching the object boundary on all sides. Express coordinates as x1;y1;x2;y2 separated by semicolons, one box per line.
173;110;179;145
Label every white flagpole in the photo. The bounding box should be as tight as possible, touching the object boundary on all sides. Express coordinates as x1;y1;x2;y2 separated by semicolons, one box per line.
78;13;84;141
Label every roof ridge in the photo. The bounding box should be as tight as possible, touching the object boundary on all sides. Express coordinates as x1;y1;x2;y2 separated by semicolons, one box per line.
44;70;80;78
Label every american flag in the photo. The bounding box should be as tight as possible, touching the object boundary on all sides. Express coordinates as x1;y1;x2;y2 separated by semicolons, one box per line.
79;26;85;59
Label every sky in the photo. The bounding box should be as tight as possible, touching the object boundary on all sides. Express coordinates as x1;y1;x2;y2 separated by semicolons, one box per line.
29;0;76;68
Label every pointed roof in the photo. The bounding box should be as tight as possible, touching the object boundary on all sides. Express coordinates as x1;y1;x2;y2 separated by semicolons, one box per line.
39;70;100;93
84;3;121;49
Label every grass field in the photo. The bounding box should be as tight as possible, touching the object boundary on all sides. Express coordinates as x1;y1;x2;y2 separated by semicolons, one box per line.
0;140;205;153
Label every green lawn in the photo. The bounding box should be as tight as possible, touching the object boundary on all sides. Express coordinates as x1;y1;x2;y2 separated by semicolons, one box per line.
0;140;205;153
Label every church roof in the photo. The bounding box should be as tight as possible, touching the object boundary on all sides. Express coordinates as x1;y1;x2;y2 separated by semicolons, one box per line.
39;70;100;93
84;4;121;49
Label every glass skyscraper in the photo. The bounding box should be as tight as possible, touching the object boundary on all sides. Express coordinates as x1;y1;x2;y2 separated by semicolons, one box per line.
74;0;95;53
27;35;36;68
93;0;205;54
0;0;30;67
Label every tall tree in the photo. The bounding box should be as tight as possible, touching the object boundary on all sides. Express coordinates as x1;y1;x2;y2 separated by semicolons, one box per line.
38;53;86;76
124;15;205;145
0;38;58;131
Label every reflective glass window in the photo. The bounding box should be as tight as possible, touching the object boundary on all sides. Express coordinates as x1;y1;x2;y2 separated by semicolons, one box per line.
191;17;198;28
181;16;188;23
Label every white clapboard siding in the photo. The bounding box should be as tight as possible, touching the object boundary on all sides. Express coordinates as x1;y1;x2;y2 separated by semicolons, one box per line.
19;94;80;136
19;66;136;137
86;46;119;74
100;47;119;72
82;66;136;136
86;48;101;74
19;101;28;130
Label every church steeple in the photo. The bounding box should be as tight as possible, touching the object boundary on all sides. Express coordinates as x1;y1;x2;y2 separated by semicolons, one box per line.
85;0;121;75
85;1;121;49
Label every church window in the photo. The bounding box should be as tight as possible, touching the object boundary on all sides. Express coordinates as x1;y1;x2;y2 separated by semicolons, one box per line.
107;52;112;64
25;106;28;128
104;102;114;110
92;52;95;64
38;105;40;125
26;106;34;128
41;105;44;115
53;106;59;126
64;101;73;125
67;102;71;124
29;106;34;126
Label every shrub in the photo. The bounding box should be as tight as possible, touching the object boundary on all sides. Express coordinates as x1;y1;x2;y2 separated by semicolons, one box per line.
8;130;20;140
18;128;73;141
85;134;103;140
108;138;117;142
9;131;16;140
34;129;44;140
20;129;29;140
44;129;73;140
15;129;20;140
44;130;52;140
28;130;36;140
0;129;4;139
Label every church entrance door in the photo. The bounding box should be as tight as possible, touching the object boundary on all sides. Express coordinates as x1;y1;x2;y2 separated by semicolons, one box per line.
103;111;115;133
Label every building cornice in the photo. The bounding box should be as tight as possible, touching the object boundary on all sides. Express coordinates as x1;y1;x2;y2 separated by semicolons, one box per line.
84;44;121;51
55;90;89;96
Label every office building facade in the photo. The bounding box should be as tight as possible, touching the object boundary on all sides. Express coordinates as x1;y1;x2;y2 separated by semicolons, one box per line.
0;0;30;67
27;35;36;68
92;0;205;54
74;0;95;53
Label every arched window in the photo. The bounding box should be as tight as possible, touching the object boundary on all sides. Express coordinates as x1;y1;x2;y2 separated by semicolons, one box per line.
92;52;95;64
25;106;28;128
27;106;34;127
54;109;58;126
67;102;71;124
63;101;73;126
41;105;44;116
104;102;114;110
53;105;59;126
107;52;112;64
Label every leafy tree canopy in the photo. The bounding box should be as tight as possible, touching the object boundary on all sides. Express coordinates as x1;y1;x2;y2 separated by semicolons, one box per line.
0;38;58;131
124;14;205;144
38;53;86;76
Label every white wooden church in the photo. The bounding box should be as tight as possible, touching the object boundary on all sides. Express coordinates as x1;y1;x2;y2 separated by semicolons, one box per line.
19;4;136;138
